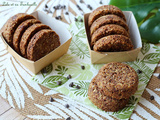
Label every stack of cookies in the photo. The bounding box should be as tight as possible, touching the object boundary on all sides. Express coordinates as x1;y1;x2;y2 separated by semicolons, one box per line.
88;5;134;52
2;13;60;61
88;62;138;112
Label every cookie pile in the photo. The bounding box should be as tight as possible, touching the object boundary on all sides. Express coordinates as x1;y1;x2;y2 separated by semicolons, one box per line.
88;62;138;112
88;5;134;52
2;13;60;61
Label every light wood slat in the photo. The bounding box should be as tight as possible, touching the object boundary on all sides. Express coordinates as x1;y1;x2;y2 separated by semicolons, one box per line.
0;108;25;120
0;96;11;115
0;96;29;119
13;115;26;120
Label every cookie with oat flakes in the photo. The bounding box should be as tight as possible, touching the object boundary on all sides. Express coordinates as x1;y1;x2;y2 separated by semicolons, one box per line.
2;13;35;46
27;29;60;61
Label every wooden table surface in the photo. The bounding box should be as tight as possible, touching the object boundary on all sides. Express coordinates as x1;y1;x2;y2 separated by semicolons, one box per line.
0;96;30;120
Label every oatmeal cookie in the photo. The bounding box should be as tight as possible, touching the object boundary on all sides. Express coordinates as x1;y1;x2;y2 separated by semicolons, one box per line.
13;19;41;54
96;62;138;99
88;5;126;26
20;23;51;57
90;14;129;35
27;29;60;61
91;24;129;47
88;76;129;112
2;13;35;46
93;35;133;52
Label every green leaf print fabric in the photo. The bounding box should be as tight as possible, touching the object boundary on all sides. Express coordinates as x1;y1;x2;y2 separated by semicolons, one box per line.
32;18;160;120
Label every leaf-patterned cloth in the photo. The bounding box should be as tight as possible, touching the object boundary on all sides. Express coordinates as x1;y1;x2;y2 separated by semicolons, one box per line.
32;17;160;120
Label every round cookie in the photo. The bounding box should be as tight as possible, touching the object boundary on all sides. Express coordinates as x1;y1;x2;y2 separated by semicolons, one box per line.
20;23;51;57
96;62;138;99
27;29;60;61
91;24;129;47
90;14;129;35
2;13;35;46
88;76;129;112
93;35;134;52
13;19;41;54
88;5;126;26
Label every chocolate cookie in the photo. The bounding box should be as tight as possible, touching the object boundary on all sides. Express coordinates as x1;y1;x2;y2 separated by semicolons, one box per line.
91;24;129;47
88;76;129;112
27;29;60;61
93;35;134;52
13;19;41;54
96;62;138;99
88;5;126;26
20;23;51;57
90;15;129;35
2;13;35;46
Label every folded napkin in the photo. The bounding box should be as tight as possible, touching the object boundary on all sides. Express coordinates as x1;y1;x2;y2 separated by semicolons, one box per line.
32;17;160;120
